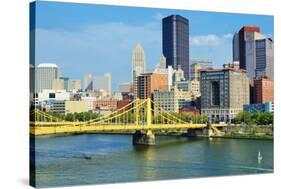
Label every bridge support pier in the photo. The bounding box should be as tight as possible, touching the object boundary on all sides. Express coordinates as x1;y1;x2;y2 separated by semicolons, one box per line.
185;121;214;137
133;130;155;145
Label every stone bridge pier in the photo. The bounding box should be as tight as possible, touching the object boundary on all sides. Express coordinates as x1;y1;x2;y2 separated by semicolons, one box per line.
186;120;214;137
133;130;155;145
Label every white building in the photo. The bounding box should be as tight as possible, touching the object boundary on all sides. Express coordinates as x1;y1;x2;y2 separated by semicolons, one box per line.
38;89;70;102
132;43;146;96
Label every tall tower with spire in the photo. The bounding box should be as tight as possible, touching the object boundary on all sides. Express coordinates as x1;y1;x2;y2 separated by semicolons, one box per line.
132;42;146;97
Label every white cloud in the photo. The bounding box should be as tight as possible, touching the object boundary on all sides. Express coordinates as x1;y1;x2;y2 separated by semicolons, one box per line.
35;21;162;89
223;33;233;39
36;21;234;89
190;33;233;46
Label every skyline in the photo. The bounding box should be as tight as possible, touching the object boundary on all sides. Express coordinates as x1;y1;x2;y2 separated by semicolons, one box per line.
34;1;274;91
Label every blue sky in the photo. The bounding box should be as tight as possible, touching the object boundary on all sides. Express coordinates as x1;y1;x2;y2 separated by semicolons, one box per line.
34;1;274;91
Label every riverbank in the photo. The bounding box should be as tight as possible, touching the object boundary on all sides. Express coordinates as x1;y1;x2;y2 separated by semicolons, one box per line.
218;125;273;140
212;134;273;140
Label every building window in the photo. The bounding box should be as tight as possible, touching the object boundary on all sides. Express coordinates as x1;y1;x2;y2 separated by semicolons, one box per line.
49;93;56;99
211;81;220;106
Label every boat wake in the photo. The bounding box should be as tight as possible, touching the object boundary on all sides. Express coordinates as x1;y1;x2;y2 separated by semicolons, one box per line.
237;166;273;172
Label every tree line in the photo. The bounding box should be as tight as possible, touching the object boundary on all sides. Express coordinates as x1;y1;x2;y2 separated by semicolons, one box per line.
235;112;273;125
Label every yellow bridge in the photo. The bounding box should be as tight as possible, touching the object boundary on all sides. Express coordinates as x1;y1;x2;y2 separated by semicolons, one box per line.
30;98;226;145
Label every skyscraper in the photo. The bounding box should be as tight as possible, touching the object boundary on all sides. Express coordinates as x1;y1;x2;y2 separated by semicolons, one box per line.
232;32;240;62
162;15;189;79
83;74;93;91
36;63;58;93
159;54;166;69
255;38;274;79
132;43;146;96
234;26;266;79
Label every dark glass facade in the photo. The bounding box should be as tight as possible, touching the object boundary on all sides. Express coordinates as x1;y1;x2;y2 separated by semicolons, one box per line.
162;15;189;79
238;26;260;70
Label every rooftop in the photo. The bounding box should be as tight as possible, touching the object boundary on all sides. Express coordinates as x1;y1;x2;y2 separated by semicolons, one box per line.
38;63;58;68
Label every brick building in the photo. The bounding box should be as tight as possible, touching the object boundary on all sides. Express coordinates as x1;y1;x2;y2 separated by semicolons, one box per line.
137;73;168;99
117;99;133;112
254;76;274;104
93;99;117;110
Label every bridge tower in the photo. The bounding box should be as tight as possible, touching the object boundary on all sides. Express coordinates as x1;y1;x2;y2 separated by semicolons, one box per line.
133;98;155;145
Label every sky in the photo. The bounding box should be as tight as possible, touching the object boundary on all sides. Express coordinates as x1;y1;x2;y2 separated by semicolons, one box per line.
34;1;274;91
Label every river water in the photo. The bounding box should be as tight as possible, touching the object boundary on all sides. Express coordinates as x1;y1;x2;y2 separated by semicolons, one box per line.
31;134;273;188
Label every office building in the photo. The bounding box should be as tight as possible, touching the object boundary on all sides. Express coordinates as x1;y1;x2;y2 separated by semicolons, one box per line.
254;76;274;104
200;67;249;122
154;91;175;112
132;43;146;96
69;80;81;91
255;38;274;79
65;101;88;114
232;32;240;62
243;101;274;113
83;74;93;91
154;88;196;113
35;63;58;93
93;73;112;94
234;26;266;79
52;79;64;90
190;63;202;81
59;77;70;91
38;89;70;102
41;100;65;114
137;73;168;99
163;15;190;79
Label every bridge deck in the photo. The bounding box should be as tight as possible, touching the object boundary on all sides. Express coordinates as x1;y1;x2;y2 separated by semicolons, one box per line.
30;122;227;136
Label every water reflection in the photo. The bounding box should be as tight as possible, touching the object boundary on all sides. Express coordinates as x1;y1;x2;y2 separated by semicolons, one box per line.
34;134;273;188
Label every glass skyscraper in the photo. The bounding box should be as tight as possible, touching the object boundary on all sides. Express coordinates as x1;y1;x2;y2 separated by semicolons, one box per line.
162;15;189;79
255;38;274;80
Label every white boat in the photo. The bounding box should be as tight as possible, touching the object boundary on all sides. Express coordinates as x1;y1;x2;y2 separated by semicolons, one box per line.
258;151;263;162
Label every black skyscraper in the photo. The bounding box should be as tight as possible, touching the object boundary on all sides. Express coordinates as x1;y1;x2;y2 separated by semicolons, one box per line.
162;15;189;79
